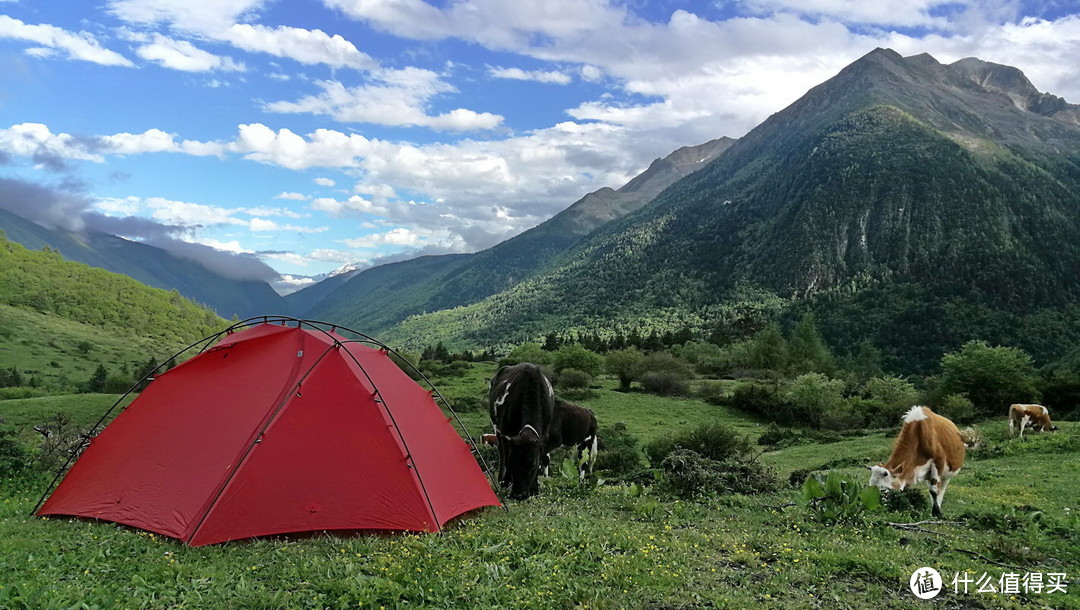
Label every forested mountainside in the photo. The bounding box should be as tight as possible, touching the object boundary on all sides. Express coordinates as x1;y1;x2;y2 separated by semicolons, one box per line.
301;139;734;330
379;49;1080;373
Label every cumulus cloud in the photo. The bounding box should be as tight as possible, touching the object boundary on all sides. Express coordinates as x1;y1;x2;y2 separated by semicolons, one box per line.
107;0;375;70
274;191;308;200
489;66;572;84
314;177;336;187
0;16;134;66
264;68;503;131
134;33;246;72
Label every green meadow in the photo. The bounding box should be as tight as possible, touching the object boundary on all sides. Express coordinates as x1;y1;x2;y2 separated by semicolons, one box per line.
1;365;1076;609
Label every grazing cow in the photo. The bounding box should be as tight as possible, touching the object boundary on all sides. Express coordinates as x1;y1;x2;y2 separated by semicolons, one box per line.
488;363;555;500
868;406;965;518
1008;404;1057;440
541;399;599;480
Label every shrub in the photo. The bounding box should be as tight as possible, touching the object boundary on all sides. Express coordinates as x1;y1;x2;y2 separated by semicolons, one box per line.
882;487;931;514
556;368;592;390
445;395;487;413
782;373;851;429
639;371;689;396
730;384;792;421
592;423;645;476
756;422;801;449
936;394;975;423
0;424;29;478
633;351;694;380
939;341;1039;419
645;422;752;465
605;347;644;391
659;448;779;498
695;381;729;405
553;345;603;377
500;343;554;368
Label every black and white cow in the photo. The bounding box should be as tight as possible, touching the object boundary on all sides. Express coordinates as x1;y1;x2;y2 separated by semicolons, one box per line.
488;363;555;500
543;399;598;480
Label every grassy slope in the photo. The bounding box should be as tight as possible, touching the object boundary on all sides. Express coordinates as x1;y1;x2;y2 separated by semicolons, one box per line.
0;305;185;391
2;368;1077;608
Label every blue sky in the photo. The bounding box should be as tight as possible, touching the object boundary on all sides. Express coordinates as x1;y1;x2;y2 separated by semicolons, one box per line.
1;1;1078;293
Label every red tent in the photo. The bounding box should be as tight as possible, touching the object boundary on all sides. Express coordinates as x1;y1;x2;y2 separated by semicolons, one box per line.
37;321;500;546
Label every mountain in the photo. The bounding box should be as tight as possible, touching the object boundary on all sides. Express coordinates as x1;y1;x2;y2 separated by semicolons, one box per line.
0;233;227;389
378;49;1080;371
302;137;734;330
281;263;362;314
0;207;288;319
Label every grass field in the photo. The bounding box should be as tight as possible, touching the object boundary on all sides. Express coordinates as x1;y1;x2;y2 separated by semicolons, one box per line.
1;366;1077;609
0;305;191;392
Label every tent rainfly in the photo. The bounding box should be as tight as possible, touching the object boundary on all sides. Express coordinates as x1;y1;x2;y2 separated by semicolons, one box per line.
37;321;500;546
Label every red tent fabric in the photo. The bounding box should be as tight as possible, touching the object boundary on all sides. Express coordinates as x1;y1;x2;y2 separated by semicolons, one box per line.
38;323;500;546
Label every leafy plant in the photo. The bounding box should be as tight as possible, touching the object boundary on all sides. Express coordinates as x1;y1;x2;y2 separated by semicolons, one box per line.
796;471;882;523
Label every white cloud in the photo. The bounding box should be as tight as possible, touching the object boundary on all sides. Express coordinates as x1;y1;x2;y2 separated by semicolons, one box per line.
107;0;265;34
222;24;376;70
0;16;133;66
489;66;572;85
314;177;336;187
0;123;104;163
273;192;308;200
741;0;957;29
248;217;328;233
264;68;504;131
134;33;246;72
108;0;375;70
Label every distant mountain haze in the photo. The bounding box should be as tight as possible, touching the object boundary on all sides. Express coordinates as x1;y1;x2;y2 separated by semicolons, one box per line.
0;206;288;319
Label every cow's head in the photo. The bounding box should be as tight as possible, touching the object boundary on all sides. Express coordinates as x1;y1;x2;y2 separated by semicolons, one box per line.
505;428;544;500
867;463;903;490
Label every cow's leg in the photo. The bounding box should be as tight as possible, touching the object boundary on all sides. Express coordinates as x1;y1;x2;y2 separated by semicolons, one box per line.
497;438;511;487
1020;415;1029;441
589;434;598;474
542;452;551;477
1009;416;1016;437
927;462;942;518
936;476;953;516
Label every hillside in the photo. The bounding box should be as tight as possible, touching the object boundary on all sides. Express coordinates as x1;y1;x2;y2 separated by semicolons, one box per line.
302;138;733;331
0;232;224;343
0;207;287;319
379;50;1080;371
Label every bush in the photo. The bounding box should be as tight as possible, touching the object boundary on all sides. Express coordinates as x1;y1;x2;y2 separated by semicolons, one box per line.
645;422;752;465
936;394;975;423
730;384;792;421
782;373;849;429
635;351;694;378
756;423;801;449
553;345;603;377
593;423;645;477
659;448;779;498
445;395;487;413
639;371;689;396
556;368;592;390
882;487;931;514
500;343;554;368
939;341;1039;419
695;381;729;405
605;347;644;391
0;424;29;478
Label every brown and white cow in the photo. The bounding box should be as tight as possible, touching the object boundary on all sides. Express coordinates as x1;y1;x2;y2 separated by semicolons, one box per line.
868;406;966;518
1008;404;1057;440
